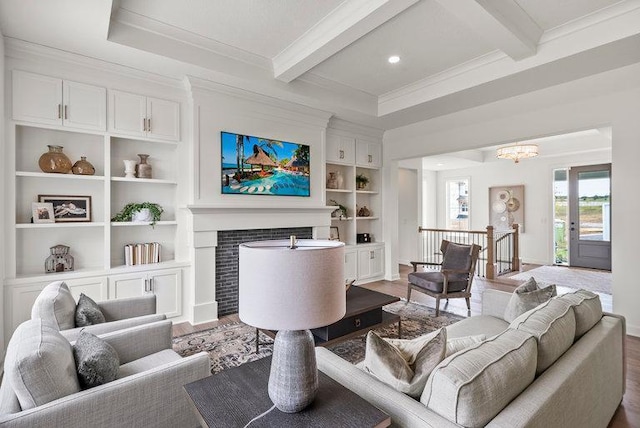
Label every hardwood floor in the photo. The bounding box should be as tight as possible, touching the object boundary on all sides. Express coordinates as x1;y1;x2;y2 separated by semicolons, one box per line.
173;264;637;427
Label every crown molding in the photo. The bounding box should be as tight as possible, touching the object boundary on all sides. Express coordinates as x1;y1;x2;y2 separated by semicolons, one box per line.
328;118;385;139
4;38;184;90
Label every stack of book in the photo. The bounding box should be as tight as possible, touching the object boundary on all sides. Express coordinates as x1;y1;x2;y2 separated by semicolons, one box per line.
124;242;161;266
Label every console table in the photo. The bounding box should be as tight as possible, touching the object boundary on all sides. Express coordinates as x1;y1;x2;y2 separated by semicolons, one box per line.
256;286;401;352
184;356;391;427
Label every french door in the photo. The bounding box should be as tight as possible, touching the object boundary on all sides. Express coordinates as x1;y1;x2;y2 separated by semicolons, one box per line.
568;164;611;270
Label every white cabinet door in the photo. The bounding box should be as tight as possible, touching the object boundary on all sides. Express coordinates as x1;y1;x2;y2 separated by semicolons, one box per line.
13;70;62;126
369;246;384;278
344;249;358;281
149;268;182;318
357;248;372;279
108;90;147;137
327;134;355;164
356;141;381;168
63;80;106;131
66;276;108;302
108;272;146;300
147;97;180;142
357;246;384;280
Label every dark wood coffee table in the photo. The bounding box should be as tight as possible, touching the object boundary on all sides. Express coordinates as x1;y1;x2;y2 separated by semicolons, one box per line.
184;356;391;427
256;286;401;352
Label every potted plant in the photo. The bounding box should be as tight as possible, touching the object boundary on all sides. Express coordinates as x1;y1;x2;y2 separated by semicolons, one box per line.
356;174;369;190
111;202;164;226
329;199;348;219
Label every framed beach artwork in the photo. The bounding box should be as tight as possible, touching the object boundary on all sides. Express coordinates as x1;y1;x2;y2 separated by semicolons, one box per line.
489;185;524;232
38;195;92;222
221;131;310;196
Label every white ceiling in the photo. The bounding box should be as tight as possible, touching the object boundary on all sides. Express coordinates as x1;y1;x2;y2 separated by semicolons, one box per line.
0;0;638;130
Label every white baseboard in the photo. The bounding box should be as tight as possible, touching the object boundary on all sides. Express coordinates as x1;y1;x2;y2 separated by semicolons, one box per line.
191;301;218;325
626;323;640;338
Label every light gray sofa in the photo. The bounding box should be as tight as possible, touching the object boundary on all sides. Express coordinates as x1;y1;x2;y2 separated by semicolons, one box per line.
317;289;626;428
0;319;210;428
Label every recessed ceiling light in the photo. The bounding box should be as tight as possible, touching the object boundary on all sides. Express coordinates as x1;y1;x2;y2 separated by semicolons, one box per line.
436;163;444;166
388;56;400;64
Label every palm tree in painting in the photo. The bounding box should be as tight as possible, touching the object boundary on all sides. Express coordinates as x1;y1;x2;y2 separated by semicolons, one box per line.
236;135;246;174
257;138;283;160
293;144;310;166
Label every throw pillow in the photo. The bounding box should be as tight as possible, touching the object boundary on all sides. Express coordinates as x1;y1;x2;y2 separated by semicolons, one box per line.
446;334;486;357
31;281;76;330
504;277;557;323
73;331;120;389
75;293;106;327
4;319;80;410
557;289;602;339
361;328;446;398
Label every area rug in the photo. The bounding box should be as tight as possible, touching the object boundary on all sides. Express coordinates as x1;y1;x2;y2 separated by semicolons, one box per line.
509;265;611;294
172;300;464;374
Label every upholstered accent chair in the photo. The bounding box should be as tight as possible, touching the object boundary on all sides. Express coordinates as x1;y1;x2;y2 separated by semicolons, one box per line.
31;281;166;342
407;240;481;316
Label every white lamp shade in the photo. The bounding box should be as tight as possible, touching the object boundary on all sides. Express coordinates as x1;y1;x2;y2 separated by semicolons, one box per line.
239;239;346;331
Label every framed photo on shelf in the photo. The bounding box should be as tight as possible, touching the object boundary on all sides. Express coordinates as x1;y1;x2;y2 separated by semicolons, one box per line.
329;226;340;241
38;195;92;222
31;202;55;224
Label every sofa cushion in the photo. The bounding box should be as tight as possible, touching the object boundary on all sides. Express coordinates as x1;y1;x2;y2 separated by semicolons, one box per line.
445;335;486;357
362;329;446;398
73;331;120;389
509;298;576;375
75;293;106;327
446;314;509;339
504;277;557;323
4;319;80;410
557;289;602;339
31;281;76;330
421;329;537;428
117;349;182;379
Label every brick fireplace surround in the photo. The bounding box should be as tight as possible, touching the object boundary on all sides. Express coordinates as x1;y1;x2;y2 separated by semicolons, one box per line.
186;206;335;324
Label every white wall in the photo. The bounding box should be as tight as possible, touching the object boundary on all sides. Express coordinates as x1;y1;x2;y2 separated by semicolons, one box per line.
398;168;418;265
0;31;5;363
434;149;611;265
382;62;640;336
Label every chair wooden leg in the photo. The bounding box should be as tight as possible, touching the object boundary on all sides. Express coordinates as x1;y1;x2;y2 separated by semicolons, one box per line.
465;297;471;311
435;297;440;317
406;285;412;303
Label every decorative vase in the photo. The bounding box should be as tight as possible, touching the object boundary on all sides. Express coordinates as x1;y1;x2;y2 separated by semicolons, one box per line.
327;172;337;189
123;159;137;178
71;156;95;175
357;181;367;190
136;154;152;179
38;145;72;174
45;244;74;273
336;171;344;189
132;208;153;223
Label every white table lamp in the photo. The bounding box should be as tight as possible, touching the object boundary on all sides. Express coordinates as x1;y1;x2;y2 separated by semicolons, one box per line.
239;237;345;413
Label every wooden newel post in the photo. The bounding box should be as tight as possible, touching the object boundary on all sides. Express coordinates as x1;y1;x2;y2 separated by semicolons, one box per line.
512;223;520;272
486;225;495;280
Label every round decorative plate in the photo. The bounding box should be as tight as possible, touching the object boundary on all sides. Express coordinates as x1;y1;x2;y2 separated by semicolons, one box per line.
506;197;520;212
492;201;506;213
497;190;510;201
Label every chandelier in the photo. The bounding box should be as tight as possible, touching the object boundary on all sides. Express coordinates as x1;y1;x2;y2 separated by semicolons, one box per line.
496;144;538;163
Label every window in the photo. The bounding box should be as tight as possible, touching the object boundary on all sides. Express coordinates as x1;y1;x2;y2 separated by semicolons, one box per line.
553;169;568;265
445;179;470;230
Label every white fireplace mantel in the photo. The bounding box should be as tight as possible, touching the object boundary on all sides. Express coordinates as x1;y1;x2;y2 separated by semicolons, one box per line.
184;204;335;325
186;205;335;232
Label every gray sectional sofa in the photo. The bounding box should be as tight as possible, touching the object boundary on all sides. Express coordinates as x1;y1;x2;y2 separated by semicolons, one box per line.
317;289;626;428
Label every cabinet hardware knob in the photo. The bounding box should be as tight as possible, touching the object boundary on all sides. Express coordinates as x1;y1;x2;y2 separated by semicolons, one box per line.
57;104;62;119
147;118;151;132
370;251;374;259
368;154;372;163
354;318;361;328
339;150;344;159
64;105;68;120
150;278;154;292
142;118;146;132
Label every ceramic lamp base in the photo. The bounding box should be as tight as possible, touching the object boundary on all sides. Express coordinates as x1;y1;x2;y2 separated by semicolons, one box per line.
268;329;318;413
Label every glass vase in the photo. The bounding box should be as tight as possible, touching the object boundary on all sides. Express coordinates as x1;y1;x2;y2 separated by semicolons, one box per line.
71;156;95;175
38;145;72;174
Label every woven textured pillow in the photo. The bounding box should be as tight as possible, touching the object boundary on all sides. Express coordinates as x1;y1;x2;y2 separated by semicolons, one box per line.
509;298;575;375
75;293;106;327
504;277;557;323
558;289;602;339
362;329;446;398
4;319;80;410
73;331;120;389
31;281;76;330
422;329;537;428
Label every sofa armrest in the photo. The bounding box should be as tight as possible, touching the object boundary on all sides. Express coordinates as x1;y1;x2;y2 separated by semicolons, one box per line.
316;348;458;428
60;314;166;342
604;311;627;393
84;320;173;365
0;352;210;428
98;294;157;321
481;289;512;320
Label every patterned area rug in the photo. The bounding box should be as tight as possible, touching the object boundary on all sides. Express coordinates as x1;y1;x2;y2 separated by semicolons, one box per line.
172;300;464;374
509;265;611;294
